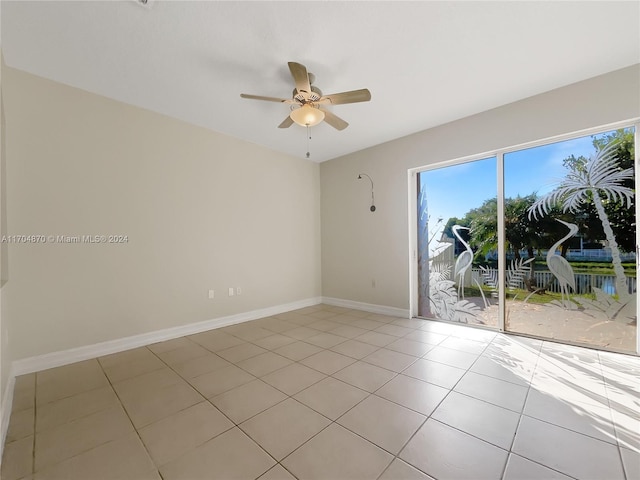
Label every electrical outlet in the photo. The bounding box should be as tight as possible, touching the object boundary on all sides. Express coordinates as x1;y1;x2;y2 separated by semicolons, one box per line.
228;287;234;297
208;289;215;299
236;287;242;295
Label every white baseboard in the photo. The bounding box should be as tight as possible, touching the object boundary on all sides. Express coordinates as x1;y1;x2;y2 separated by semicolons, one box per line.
1;295;401;458
322;297;409;318
12;297;322;377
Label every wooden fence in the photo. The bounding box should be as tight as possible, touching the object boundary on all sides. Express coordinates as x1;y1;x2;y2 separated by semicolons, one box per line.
471;268;637;295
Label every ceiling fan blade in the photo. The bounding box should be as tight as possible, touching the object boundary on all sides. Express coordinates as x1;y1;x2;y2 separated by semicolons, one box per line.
278;116;294;129
319;89;371;105
319;108;348;131
288;62;312;95
240;93;296;104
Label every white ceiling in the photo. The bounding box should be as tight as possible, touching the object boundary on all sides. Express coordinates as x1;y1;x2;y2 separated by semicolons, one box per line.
2;1;639;162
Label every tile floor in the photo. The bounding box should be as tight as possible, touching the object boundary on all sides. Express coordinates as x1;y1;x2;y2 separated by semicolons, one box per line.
2;304;638;480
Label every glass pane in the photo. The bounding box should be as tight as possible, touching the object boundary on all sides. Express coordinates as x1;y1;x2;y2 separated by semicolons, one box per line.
417;157;498;328
503;128;636;353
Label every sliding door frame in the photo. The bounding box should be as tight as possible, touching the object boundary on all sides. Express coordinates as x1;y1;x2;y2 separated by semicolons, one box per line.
409;118;640;354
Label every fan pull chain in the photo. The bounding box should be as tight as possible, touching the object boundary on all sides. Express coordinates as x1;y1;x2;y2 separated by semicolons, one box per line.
306;125;311;159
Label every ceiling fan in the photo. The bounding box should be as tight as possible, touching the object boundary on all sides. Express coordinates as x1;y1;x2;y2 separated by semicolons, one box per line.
240;62;371;131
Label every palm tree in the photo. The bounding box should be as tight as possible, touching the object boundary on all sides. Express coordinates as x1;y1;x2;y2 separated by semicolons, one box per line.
528;141;634;301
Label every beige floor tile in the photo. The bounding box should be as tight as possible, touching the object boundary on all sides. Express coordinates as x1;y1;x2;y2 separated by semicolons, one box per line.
160;427;275;480
138;401;234;466
211;379;287;423
35;405;134;471
400;419;508;480
306;319;343;332
188;364;256;397
375;324;415;337
188;330;245;352
620;447;640;480
6;407;34;443
329;324;370;339
350;318;387;330
403;330;448;346
277;312;318;325
224;325;275;342
274;341;323;361
379;458;434;480
392;318;430;329
402;358;466;389
120;381;203;428
423;345;480;370
300;350;355;375
439;336;488;355
12;374;36;413
240;398;331;460
330;339;380;359
154;343;210;366
1;436;33;480
113;368;183;397
252;333;297;350
454;371;528;413
363;348;418;373
331;313;370;325
257;464;297;480
503;454;572;480
262;363;326;395
33;432;158;480
432;391;520;450
524;388;616;444
217;343;267;363
282;423;393;479
294;377;369;420
452;326;497;343
99;347;165;383
337;395;426;454
283;326;319;340
355;330;397;347
147;336;195;354
333;361;396;392
253;318;298;334
386;338;434;357
470;354;533;387
36;360;109;405
611;408;640;452
307;310;339;320
513;416;625;480
376;375;449;416
305;332;348;348
236;352;293;377
171;352;231;378
36;385;120;432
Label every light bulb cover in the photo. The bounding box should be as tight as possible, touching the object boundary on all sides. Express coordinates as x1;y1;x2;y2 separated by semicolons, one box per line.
290;105;325;127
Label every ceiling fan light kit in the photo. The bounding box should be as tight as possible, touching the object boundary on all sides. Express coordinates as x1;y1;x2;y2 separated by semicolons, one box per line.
290;104;325;127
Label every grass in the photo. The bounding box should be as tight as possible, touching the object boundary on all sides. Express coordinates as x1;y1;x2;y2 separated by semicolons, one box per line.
463;286;599;305
473;260;636;277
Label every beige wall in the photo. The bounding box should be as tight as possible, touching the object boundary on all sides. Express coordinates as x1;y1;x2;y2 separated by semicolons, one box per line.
1;66;321;362
320;64;640;311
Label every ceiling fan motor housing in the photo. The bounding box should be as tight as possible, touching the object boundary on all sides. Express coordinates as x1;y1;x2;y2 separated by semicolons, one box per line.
293;85;323;103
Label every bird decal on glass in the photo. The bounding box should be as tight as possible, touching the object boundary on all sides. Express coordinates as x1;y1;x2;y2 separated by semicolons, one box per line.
547;219;578;307
452;225;473;300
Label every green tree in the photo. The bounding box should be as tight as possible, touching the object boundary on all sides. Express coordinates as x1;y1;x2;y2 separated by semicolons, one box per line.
561;129;635;252
529;139;634;300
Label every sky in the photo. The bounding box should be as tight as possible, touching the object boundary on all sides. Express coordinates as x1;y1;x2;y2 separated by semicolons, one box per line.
419;129;630;226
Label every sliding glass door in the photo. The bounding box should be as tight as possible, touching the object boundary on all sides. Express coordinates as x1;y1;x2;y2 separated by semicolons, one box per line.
503;128;636;353
416;125;638;354
417;157;499;328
